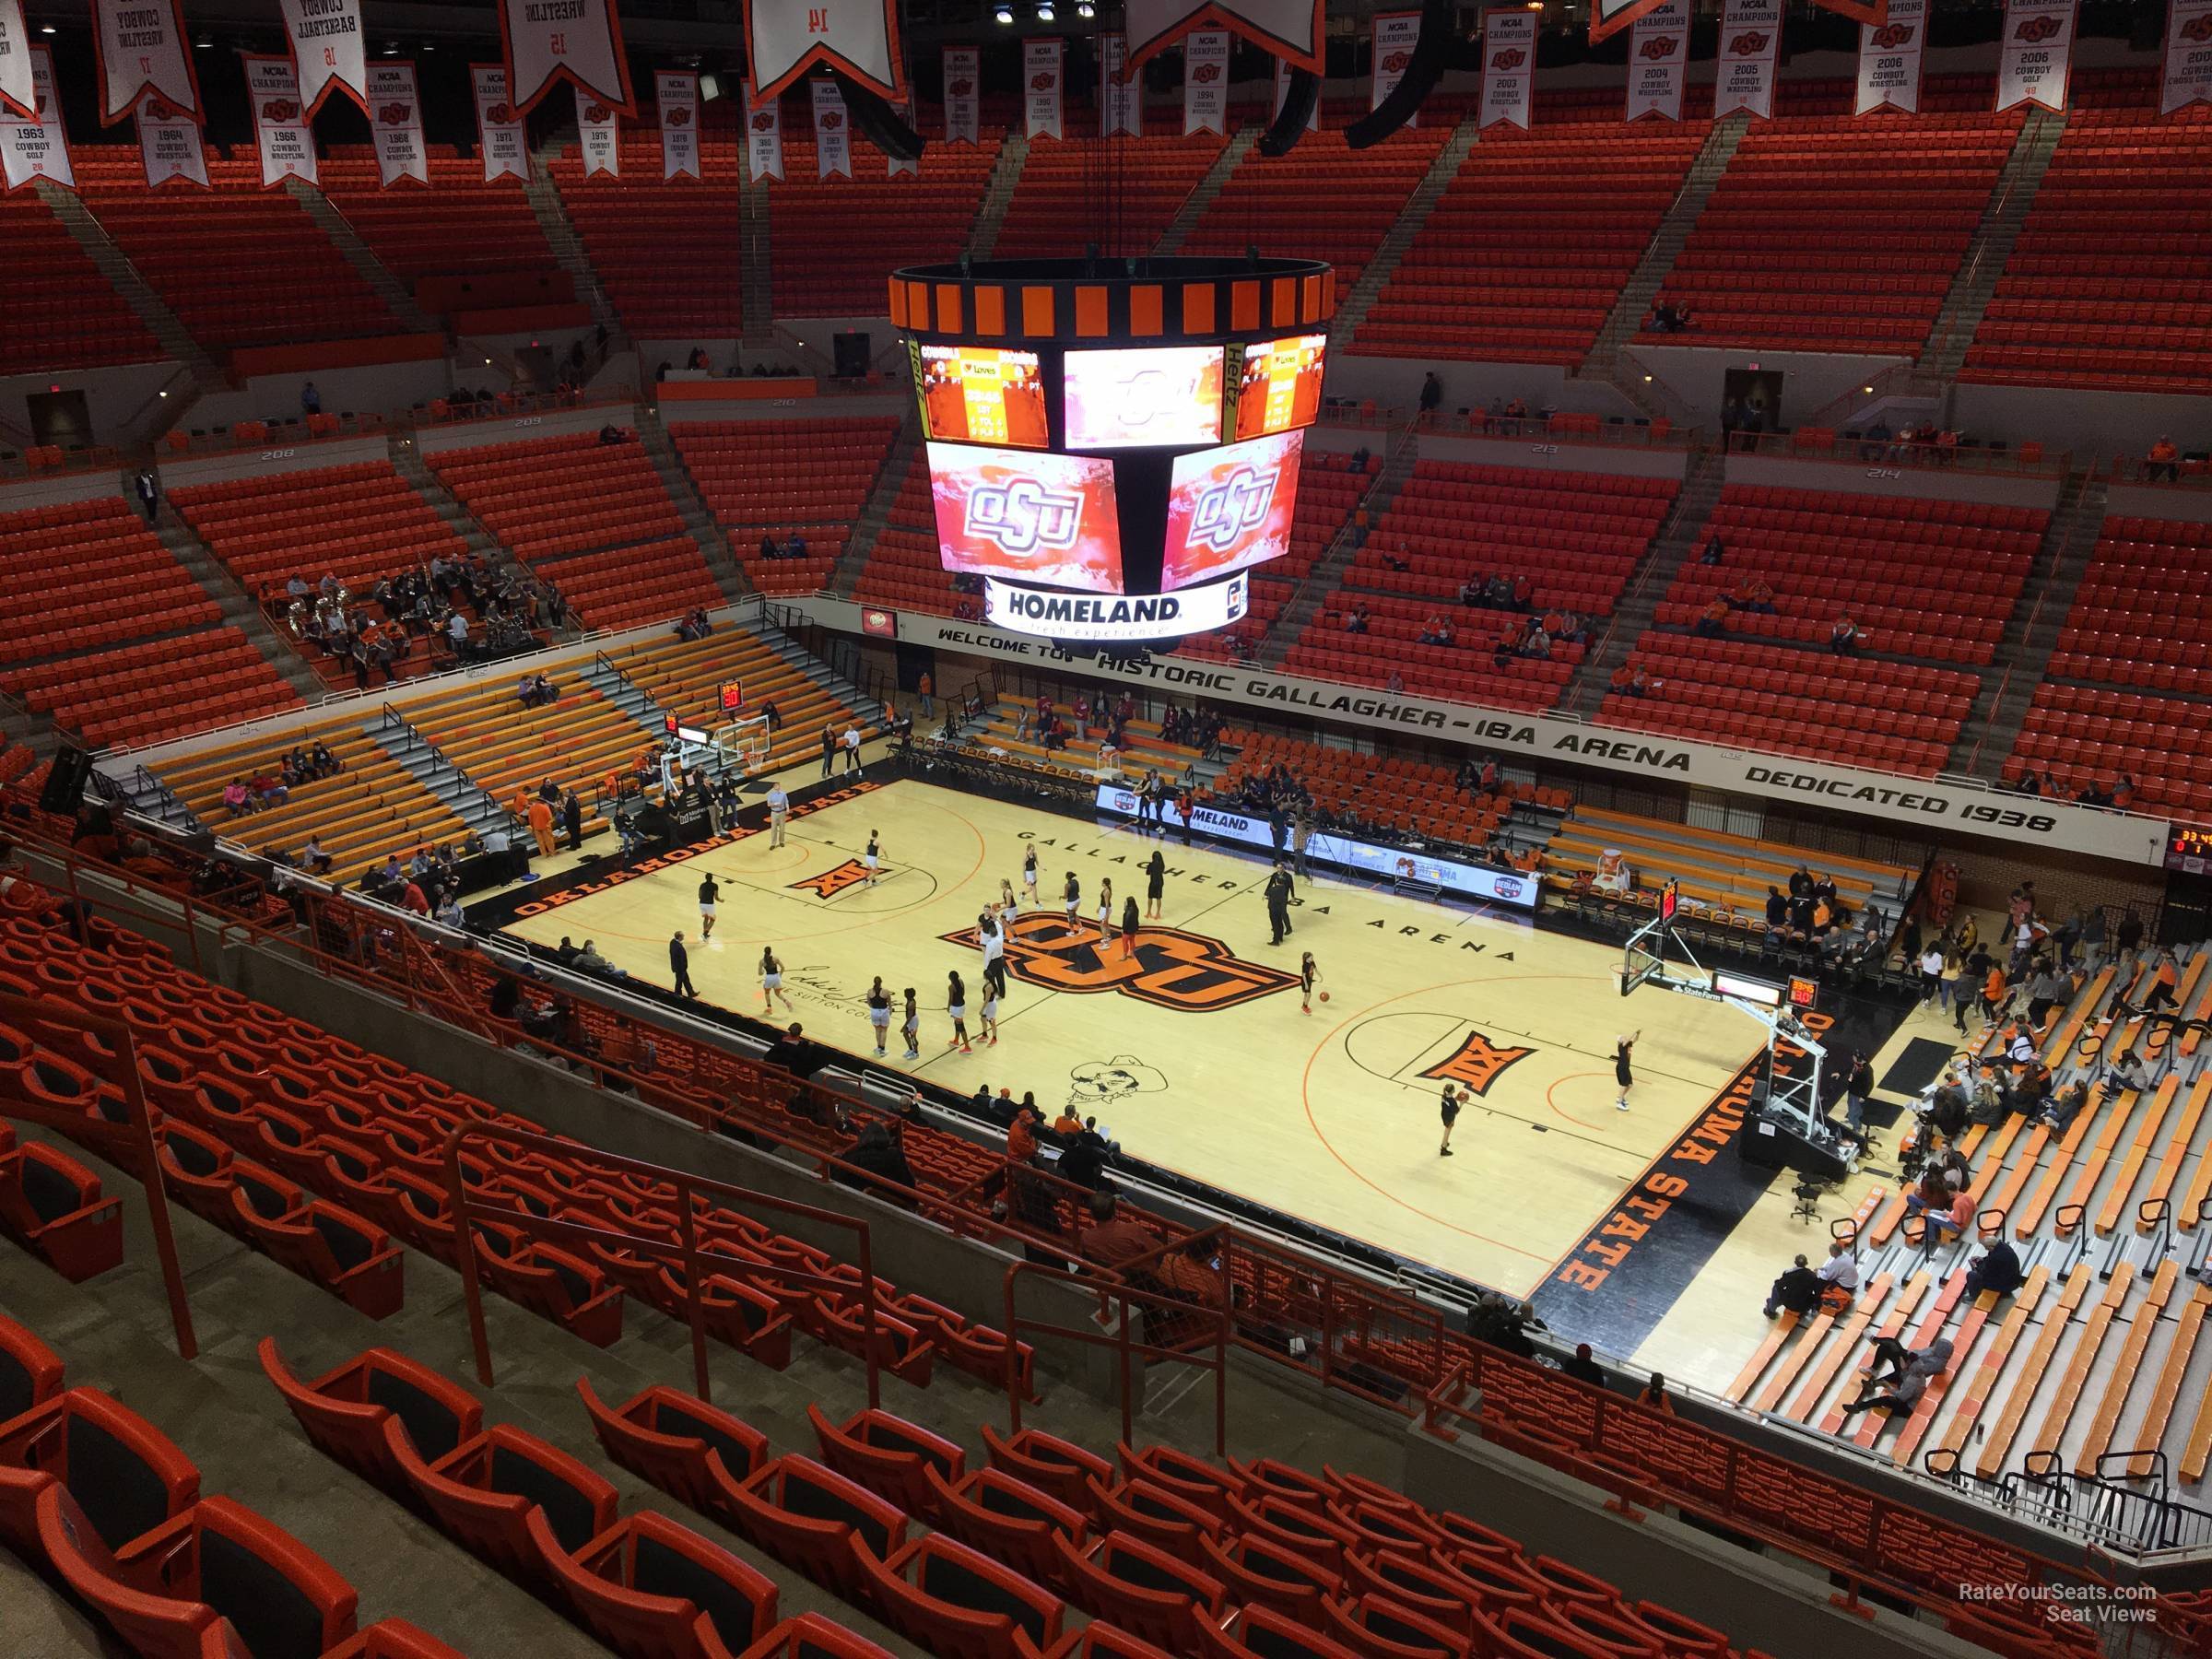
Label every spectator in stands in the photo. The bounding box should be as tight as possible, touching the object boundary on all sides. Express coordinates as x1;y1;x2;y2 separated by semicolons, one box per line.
2024;960;2069;1029
1342;605;1370;635
1979;957;2008;1026
135;469;159;523
517;673;555;710
222;778;254;817
1637;1374;1676;1415
1466;1292;1545;1359
300;382;321;418
433;889;464;929
1829;616;1861;655
1417;615;1454;646
2147;435;2183;484
1725;579;1776;614
1839;1337;1952;1417
2115;910;2146;971
1694;598;1730;638
1518;623;1551;661
1965;1240;2026;1300
575;940;625;979
297;836;332;877
1762;1253;1823;1319
1561;1344;1606;1388
837;1122;917;1202
1418;371;1442;418
2143;948;2182;1014
2102;1046;2151;1102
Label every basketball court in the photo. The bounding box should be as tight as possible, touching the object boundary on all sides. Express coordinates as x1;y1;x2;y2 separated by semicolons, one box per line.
479;763;1906;1382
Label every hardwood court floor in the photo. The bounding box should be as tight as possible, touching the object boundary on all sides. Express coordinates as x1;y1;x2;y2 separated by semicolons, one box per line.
500;778;1818;1338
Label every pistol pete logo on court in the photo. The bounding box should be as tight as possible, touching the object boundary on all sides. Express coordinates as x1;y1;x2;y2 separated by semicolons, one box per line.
789;860;872;899
943;913;1296;1012
1419;1030;1535;1098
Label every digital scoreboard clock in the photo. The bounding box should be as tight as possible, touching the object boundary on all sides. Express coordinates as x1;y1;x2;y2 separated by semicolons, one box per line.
2168;825;2212;872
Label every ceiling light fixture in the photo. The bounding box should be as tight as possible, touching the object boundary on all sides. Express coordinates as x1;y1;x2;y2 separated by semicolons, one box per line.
993;4;1014;20
1035;2;1055;19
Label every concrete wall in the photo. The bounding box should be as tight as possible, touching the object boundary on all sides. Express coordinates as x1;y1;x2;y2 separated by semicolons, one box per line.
411;400;640;456
1423;429;1689;482
0;359;179;447
1951;382;2212;457
1624;344;1909;432
0;468;132;512
1724;450;2065;512
190;359;453;435
157;435;392;490
2106;483;2212;526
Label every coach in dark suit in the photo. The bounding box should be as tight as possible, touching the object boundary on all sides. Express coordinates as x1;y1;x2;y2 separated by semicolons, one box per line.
669;931;697;998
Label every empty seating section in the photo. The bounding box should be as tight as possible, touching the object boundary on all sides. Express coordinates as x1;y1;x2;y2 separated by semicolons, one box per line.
852;451;955;616
170;461;467;599
76;154;401;353
0;495;218;658
1661;113;2019;353
601;629;869;775
1215;730;1567;847
0;193;159;373
2017;514;2212;818
1357;122;1707;364
1181;129;1446;293
319;150;567;317
550;137;745;337
1280;461;1673;709
1543;804;1908;924
426;432;721;630
992;134;1224;260
669;417;900;593
1178;453;1372;665
1965;109;2212;395
766;141;997;314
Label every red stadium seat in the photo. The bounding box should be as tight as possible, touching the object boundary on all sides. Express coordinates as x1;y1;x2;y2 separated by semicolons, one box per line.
722;1454;909;1603
532;1506;782;1658
855;1532;1066;1658
578;1378;770;1519
258;1337;482;1494
0;1386;200;1563
388;1419;620;1592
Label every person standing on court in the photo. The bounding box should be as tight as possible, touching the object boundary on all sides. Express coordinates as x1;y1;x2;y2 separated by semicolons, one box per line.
819;724;837;780
1290;812;1312;879
767;781;790;847
842;723;864;776
1615;1030;1640;1112
527;793;557;859
1145;850;1166;921
1175;783;1194;846
865;976;892;1057
917;671;934;718
1121;895;1140;959
698;871;720;939
1265;865;1294;946
562;787;582;852
1440;1083;1461;1156
669;931;697;998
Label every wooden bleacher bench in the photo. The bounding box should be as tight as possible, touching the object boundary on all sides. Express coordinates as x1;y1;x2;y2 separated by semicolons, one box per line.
1889;1286;2006;1467
2023;1263;2135;1470
2076;1260;2180;1475
1974;1263;2094;1480
1850;1269;1967;1448
1935;1265;2050;1463
1783;1270;1896;1421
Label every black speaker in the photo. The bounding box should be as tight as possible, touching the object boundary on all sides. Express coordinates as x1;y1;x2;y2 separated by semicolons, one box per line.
831;332;872;380
40;747;93;814
1345;0;1454;148
1257;67;1322;157
1738;1105;1852;1182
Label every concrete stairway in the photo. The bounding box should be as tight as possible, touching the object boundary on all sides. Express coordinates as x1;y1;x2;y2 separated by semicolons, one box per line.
752;612;887;721
524;150;632;355
35;179;224;390
388;441;509;571
117;761;200;831
147;499;327;703
829;415;920;599
1328;117;1479;344
1561;447;1726;715
1951;470;2107;780
1153;127;1258;254
1914;108;2067;384
371;707;515;836
636;407;752;604
738;171;776;347
1575;114;1748;384
965;132;1030;261
1257;429;1421;667
283;178;441;335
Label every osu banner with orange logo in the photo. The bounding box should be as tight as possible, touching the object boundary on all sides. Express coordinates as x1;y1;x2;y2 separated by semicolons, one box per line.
1996;0;2077;111
1182;29;1227;135
746;0;902;101
576;86;619;176
1624;0;1688;123
1477;7;1535;131
1101;30;1140;136
1714;0;1782;118
943;46;980;143
1124;0;1323;75
811;77;851;178
1025;37;1065;138
135;89;206;185
500;0;633;115
1371;12;1420;125
90;0;198;125
1855;0;1926;114
276;0;366;117
745;81;784;181
243;53;317;188
1;44;69;189
658;70;700;178
2164;0;2212;112
365;63;427;187
474;64;528;181
0;0;35;121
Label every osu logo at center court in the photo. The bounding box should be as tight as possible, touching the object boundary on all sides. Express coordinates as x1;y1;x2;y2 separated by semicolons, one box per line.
966;478;1083;557
1420;1030;1535;1098
941;913;1295;1013
790;860;870;899
1188;466;1277;551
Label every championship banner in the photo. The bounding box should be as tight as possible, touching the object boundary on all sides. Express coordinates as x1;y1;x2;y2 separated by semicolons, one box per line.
2162;0;2212;113
887;94;917;174
577;87;619;176
243;53;317;187
746;0;902;101
90;0;199;125
277;0;366;116
473;64;528;181
2;45;70;189
1854;0;1925;114
1996;0;2077;111
1024;37;1063;138
1477;7;1535;130
1099;32;1139;136
1273;54;1317;130
136;91;206;184
657;69;698;178
1124;0;1323;75
1371;11;1419;124
500;0;634;115
745;81;783;181
0;0;34;122
943;46;979;143
366;62;427;186
1625;0;1688;122
1713;0;1783;118
1591;0;1671;47
811;77;850;177
1182;29;1226;135
1817;0;1889;26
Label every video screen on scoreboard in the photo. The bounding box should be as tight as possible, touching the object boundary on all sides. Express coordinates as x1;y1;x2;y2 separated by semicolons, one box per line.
913;344;1049;448
926;441;1124;592
1231;333;1327;440
1063;346;1224;450
1159;429;1304;593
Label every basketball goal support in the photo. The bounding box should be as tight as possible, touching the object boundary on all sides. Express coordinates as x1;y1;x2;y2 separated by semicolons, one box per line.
1620;911;1841;1161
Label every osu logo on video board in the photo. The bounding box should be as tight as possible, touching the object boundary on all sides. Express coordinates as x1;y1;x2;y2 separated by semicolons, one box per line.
1188;466;1278;552
790;860;871;899
965;478;1083;557
941;913;1295;1012
1419;1030;1535;1098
